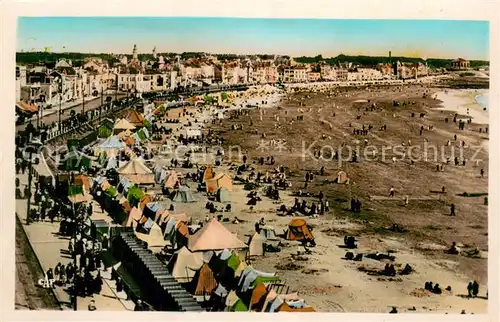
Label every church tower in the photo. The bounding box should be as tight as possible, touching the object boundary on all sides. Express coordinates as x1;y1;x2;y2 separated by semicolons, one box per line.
152;46;157;59
132;44;138;60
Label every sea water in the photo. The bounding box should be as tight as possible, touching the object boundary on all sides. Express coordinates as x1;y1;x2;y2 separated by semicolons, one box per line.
475;93;489;110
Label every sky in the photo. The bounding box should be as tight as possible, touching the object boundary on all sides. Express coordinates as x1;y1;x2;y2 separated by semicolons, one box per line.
16;17;489;60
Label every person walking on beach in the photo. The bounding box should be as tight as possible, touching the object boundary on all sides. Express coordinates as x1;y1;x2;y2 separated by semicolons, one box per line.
404;195;409;206
480;168;484;178
450;203;456;216
389;186;395;198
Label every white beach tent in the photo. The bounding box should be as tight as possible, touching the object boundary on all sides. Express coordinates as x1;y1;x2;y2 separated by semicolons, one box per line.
114;118;136;131
168;246;205;283
187;218;247;252
98;135;126;150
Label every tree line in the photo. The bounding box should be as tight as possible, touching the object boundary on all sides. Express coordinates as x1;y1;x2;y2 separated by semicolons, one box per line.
293;54;489;69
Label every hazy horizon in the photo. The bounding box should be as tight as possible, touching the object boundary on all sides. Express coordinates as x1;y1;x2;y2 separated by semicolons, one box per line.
17;17;489;60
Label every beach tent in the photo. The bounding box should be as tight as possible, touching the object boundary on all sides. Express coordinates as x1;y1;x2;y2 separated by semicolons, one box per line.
249;282;269;311
105;156;119;171
73;175;91;194
248;232;266;257
119;196;132;214
124;136;135;146
231;299;248;312
203;167;215;182
137;127;150;140
101;179;112;192
154;167;169;184
234;261;248;279
143;202;162;220
97;120;111;137
286;219;314;242
100;118;114;130
225;290;240;308
238;267;278;294
336;170;349;184
169;246;205;283
98;151;108;165
117;158;155;185
154;210;169;225
259;226;279;241
206;173;233;193
192;264;217;296
163;171;181;189
124;109;145;127
172;186;196;203
68;193;92;204
138;194;153;210
99;135;126;150
187;219;247;252
62;151;91;171
135;221;167;248
116;177;133;195
114;118;136;132
131;132;141;142
126;185;145;207
123;207;142;227
161;213;190;237
261;291;300;312
216;187;231;203
117;129;133;140
92;176;106;194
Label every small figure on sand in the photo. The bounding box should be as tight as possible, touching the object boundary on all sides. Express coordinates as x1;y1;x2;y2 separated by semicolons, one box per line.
389;186;395;198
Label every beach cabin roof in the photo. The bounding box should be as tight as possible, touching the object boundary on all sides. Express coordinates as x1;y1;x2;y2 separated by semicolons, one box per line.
188;219;247;252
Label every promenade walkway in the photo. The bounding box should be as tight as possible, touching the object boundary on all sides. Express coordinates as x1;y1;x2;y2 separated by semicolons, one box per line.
16;173;134;311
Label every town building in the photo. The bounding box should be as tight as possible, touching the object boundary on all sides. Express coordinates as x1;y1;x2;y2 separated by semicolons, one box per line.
451;58;470;70
15;65;27;102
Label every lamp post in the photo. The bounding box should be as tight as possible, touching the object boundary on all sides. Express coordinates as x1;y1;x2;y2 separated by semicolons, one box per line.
114;74;118;103
58;78;63;132
82;76;86;115
99;87;103;122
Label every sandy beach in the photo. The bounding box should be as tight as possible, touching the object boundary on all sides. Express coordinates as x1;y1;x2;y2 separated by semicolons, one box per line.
182;82;489;313
433;89;489;125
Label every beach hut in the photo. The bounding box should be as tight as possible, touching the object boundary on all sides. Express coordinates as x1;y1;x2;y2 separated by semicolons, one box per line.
124;109;145;127
135;221;167;249
116;177;133;195
168;246;204;283
61;151;91;171
203;167;215;182
163;171;180;189
216;187;231;203
191;264;217;296
117;158;155;185
286;219;314;242
172;186;196;203
114;118;136;133
248;232;266;257
97;135;125;156
187;219;247;252
206;173;233;193
143;202;162;220
98;120;114;138
126;185;145;208
123;207;142;227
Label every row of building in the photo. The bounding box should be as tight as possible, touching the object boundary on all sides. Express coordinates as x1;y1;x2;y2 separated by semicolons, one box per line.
16;45;471;108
